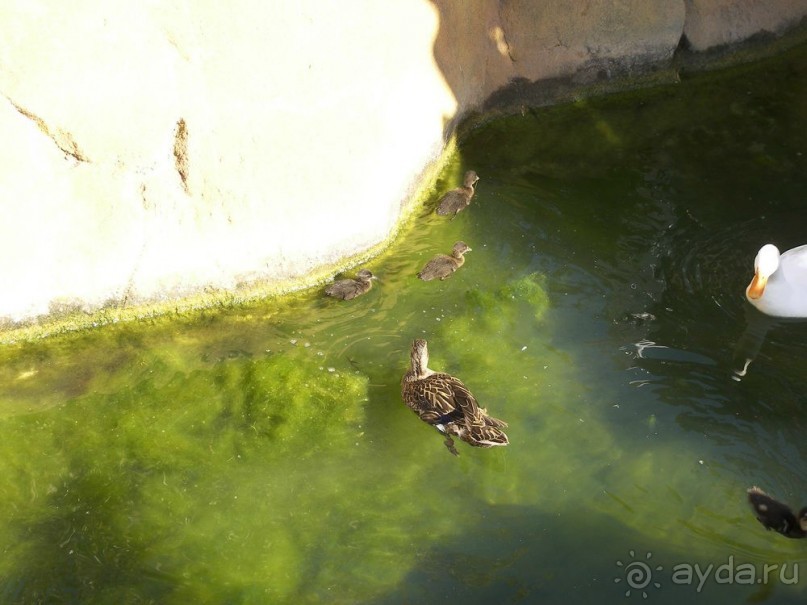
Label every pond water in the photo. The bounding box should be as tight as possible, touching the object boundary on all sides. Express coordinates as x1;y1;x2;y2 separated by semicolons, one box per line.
2;44;807;604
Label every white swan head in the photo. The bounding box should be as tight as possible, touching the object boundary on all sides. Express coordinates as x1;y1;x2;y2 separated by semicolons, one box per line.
747;244;780;300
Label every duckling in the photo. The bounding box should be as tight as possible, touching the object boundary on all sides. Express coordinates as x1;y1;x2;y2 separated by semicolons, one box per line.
401;338;508;455
324;269;376;300
747;486;807;539
417;242;471;281
436;170;479;218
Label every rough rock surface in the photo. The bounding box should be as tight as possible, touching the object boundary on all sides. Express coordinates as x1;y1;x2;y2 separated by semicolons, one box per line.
683;0;807;51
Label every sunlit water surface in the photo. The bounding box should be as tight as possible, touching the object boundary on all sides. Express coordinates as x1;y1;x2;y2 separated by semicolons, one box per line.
2;45;807;604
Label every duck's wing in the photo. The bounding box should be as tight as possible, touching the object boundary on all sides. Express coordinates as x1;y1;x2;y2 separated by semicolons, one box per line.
324;279;352;298
404;373;510;449
436;190;464;215
434;373;487;425
446;380;509;446
403;373;472;423
418;255;451;279
781;244;807;281
482;414;508;429
403;374;459;417
342;280;366;299
431;254;453;266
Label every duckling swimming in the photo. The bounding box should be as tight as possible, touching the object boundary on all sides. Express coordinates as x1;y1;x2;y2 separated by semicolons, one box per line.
436;170;479;218
417;242;471;281
324;269;376;300
401;338;509;455
747;486;807;539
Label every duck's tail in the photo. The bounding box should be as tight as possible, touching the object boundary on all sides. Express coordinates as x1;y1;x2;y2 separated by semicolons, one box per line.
484;415;508;429
478;408;508;429
467;424;509;447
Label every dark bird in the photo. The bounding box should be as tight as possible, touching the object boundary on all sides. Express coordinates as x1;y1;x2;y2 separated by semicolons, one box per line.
436;170;479;218
417;242;471;281
324;269;376;300
747;486;807;539
401;338;508;455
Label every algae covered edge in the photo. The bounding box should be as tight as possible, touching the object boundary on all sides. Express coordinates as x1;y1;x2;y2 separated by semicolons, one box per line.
0;139;460;345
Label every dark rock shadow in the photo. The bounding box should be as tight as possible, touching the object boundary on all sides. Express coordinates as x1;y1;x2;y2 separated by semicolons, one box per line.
1;464;180;604
369;502;802;604
426;0;684;138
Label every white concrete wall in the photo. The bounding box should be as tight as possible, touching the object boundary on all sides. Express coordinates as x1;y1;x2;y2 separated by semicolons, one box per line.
0;1;456;321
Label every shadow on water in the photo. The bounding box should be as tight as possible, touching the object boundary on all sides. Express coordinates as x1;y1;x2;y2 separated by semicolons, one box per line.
2;463;179;604
732;306;807;384
439;39;807;603
372;502;805;605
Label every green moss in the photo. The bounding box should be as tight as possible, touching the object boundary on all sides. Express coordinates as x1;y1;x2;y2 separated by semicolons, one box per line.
448;272;550;342
0;331;541;602
495;272;550;319
0;346;375;602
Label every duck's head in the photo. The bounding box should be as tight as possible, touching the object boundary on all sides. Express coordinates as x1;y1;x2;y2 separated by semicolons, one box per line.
356;269;375;282
463;171;479;188
452;241;472;256
747;244;780;300
410;338;430;369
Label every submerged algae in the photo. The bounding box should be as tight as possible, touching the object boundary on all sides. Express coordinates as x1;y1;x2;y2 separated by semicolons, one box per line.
0;345;370;602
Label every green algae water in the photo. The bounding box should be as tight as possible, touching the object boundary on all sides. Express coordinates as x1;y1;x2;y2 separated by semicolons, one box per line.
2;45;807;604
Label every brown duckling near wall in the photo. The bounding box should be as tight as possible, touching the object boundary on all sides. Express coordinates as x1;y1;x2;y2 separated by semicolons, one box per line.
417;242;471;281
324;269;376;300
401;338;509;456
436;170;479;218
747;486;807;539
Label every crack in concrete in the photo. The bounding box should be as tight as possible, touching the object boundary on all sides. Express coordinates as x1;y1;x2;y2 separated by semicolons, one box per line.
173;117;190;195
3;94;90;163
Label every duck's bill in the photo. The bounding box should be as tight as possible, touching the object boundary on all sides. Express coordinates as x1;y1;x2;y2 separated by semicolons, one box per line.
747;272;767;299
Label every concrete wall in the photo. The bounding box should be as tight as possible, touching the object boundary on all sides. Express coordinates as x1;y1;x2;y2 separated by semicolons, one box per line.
683;0;807;50
1;1;805;331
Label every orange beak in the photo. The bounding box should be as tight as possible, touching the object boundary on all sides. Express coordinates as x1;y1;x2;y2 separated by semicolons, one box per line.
747;272;767;299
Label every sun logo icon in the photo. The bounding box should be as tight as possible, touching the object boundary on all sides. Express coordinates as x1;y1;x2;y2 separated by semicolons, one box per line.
614;550;663;598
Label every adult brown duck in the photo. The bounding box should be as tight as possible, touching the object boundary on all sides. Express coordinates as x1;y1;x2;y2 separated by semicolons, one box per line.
417;242;471;281
324;269;376;300
401;338;508;455
747;486;807;539
436;170;479;218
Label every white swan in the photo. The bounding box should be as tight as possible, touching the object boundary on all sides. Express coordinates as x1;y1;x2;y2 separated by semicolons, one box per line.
746;243;807;317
